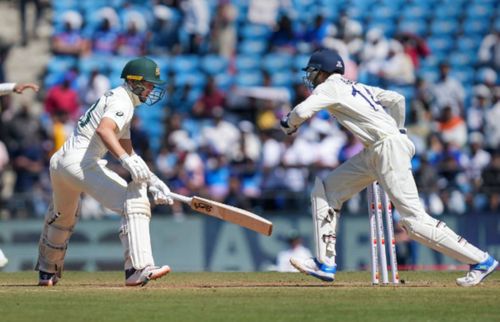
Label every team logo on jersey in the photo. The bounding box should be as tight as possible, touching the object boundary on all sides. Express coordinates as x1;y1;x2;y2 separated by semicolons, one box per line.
116;112;124;117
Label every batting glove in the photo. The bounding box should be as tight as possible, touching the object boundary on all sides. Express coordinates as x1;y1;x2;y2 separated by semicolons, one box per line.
147;174;174;205
280;115;298;135
120;154;151;183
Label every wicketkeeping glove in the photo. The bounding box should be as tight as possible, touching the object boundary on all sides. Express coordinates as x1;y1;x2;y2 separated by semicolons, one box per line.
147;174;174;205
120;154;151;183
280;115;298;135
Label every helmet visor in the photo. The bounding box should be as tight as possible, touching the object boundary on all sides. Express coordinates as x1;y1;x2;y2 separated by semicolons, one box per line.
144;83;166;106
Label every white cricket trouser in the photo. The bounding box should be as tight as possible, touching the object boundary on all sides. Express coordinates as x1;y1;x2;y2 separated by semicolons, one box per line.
50;151;128;217
37;150;134;274
324;133;420;216
322;133;486;264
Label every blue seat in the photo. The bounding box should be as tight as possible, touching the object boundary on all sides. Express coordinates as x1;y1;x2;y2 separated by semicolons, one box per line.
78;55;110;75
174;71;206;88
466;4;494;20
171;55;200;73
430;20;459;36
109;56;134;75
46;56;77;74
366;21;396;38
235;71;263;87
451;68;475;86
427;36;454;54
293;54;310;71
398;19;427;36
240;24;271;40
401;5;431;20
271;70;294;87
449;53;476;68
456;36;482;52
418;69;439;83
261;53;293;72
214;73;234;91
462;18;490;36
235;55;261;71
200;55;229;75
371;6;396;20
44;72;65;88
238;39;268;55
433;6;461;20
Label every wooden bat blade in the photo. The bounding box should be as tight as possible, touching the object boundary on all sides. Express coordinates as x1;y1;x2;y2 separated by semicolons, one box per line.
190;196;273;236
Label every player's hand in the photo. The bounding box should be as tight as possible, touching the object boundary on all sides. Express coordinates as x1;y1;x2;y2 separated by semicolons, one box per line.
120;154;151;183
14;83;39;94
280;115;298;135
147;174;174;205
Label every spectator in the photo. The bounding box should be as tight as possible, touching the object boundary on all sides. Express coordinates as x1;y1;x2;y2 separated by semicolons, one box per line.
79;69;110;106
466;85;492;133
247;0;290;27
480;151;500;212
19;0;44;47
192;77;225;118
199;107;240;158
303;14;330;51
397;32;430;69
210;2;237;59
432;61;465;117
181;0;210;54
150;4;181;55
484;91;500;150
461;132;491;191
276;231;313;272
338;130;363;164
435;106;467;148
378;40;415;85
91;9;120;56
117;14;148;57
269;14;299;54
51;11;89;57
478;28;500;70
44;76;80;120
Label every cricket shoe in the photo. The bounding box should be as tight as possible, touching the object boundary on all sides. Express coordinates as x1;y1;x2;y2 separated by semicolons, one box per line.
456;254;498;287
290;257;336;282
38;271;59;286
125;265;171;287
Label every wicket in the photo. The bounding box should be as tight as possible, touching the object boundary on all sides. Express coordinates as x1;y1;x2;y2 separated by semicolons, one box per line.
367;182;399;285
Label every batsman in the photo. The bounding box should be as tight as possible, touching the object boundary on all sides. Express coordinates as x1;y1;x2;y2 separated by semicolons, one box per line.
36;57;174;287
280;49;498;286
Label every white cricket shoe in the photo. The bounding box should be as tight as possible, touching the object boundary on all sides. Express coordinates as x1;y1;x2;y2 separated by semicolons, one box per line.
125;265;171;287
456;255;498;287
38;271;59;286
290;257;336;282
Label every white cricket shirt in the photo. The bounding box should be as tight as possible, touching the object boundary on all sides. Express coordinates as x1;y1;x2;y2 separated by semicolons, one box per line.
288;74;405;147
61;85;141;161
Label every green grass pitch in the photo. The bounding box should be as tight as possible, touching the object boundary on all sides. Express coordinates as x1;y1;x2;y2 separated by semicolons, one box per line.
1;271;499;322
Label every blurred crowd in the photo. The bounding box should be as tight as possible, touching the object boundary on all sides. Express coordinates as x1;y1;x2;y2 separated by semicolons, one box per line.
0;0;500;220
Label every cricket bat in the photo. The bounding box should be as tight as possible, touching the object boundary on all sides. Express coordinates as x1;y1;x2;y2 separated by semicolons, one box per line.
169;192;273;236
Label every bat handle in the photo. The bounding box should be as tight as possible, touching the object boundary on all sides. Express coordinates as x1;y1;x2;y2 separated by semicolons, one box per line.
168;192;192;204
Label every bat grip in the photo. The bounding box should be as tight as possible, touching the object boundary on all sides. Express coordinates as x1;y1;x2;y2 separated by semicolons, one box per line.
168;192;192;204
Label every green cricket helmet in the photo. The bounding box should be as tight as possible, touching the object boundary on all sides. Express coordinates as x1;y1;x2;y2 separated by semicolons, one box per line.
121;57;166;105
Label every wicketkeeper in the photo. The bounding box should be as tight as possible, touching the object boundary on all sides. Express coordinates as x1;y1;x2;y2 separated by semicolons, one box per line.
36;57;174;286
280;49;498;287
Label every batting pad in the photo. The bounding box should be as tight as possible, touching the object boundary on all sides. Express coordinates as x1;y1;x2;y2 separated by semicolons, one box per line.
36;202;80;276
121;183;154;270
401;216;486;264
311;177;339;267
